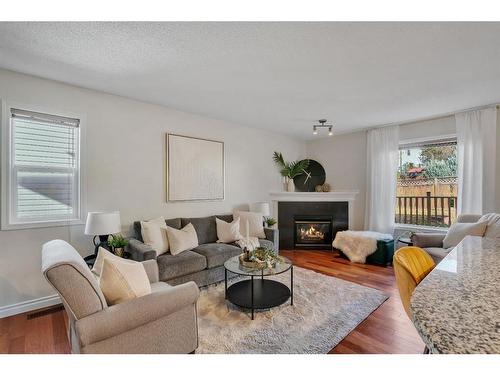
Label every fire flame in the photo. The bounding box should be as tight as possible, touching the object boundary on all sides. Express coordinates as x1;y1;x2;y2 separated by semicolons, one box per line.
299;225;325;240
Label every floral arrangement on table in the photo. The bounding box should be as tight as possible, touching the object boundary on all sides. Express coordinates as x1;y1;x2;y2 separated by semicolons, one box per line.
240;246;282;269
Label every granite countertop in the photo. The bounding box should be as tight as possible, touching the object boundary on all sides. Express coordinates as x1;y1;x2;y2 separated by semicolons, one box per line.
411;236;500;354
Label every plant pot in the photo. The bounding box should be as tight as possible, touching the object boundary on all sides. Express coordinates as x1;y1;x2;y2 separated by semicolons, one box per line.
287;178;295;192
114;247;124;258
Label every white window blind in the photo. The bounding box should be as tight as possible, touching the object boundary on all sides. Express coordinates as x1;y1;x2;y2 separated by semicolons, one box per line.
9;108;81;224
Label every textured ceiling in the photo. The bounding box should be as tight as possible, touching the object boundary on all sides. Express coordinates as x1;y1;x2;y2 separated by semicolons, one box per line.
1;22;500;139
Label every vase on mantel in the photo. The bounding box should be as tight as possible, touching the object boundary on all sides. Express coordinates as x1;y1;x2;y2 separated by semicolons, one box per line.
286;178;295;192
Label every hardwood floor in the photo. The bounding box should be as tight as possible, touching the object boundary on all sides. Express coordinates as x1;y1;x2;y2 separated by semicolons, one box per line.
0;249;424;354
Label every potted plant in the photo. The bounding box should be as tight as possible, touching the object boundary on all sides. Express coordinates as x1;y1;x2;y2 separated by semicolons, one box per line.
108;234;129;258
273;152;309;192
265;217;277;228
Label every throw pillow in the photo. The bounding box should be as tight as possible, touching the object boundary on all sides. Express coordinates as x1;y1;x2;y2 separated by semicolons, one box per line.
99;257;151;306
479;213;500;238
165;223;199;255
141;216;169;255
443;221;488;248
216;217;243;243
92;247;136;277
234;210;266;239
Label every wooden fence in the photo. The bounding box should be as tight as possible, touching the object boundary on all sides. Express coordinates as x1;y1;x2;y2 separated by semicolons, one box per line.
395;192;457;227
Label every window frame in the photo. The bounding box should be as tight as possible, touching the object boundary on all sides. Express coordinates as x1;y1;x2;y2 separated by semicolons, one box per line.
1;100;87;230
395;133;457;231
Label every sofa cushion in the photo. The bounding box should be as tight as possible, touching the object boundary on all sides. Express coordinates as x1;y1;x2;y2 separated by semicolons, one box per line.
443;221;487;248
216;214;234;223
99;257;151;306
156;251;207;281
181;216;217;244
480;213;500;238
192;243;242;269
166;223;199;255
133;218;181;242
424;247;450;262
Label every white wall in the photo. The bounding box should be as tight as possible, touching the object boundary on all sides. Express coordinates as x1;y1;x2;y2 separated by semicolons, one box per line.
0;69;306;314
306;114;500;231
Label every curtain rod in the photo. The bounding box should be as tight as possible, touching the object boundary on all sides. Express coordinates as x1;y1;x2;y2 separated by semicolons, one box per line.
357;102;500;134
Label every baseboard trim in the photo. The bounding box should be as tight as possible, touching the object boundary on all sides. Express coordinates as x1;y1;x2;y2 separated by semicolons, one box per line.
0;294;61;318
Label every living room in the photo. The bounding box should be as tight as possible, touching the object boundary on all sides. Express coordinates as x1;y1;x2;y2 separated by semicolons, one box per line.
1;1;500;372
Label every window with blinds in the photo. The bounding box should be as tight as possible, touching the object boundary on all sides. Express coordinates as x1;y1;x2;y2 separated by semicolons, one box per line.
9;108;81;225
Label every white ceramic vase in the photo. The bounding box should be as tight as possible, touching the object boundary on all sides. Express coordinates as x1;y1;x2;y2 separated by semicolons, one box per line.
287;178;295;192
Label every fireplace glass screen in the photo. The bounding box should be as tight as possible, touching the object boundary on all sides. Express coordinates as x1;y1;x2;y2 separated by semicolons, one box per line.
294;220;332;246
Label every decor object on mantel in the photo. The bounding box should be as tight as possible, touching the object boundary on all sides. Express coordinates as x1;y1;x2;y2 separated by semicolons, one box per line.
272;151;309;192
293;159;326;192
332;231;393;264
322;183;331;192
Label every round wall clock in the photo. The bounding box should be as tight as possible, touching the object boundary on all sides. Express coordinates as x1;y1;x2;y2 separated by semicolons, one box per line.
293;159;326;192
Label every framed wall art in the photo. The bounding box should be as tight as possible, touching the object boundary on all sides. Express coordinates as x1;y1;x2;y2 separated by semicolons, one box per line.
166;133;225;201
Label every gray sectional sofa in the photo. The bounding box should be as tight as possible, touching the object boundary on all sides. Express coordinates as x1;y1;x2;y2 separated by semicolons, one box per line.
128;214;279;287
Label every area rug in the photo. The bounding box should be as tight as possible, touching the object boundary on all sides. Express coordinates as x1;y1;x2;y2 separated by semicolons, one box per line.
196;266;388;353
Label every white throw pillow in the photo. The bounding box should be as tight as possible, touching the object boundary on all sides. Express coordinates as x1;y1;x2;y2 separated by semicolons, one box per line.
140;216;169;255
443;221;488;248
165;223;199;255
216;217;243;243
234;211;266;239
92;247;136;277
99;257;151;306
479;213;500;238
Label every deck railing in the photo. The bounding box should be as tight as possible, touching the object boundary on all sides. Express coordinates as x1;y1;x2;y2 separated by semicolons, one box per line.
395;192;458;227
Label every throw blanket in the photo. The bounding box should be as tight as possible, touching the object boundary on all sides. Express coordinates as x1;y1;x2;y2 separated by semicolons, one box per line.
236;236;260;251
332;231;393;264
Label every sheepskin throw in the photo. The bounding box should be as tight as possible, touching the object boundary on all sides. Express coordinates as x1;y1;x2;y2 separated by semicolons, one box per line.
332;231;393;263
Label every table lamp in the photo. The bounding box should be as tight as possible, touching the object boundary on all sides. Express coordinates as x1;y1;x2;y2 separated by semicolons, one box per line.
84;211;121;255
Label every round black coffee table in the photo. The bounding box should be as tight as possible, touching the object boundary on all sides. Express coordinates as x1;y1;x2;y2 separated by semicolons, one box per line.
224;255;293;320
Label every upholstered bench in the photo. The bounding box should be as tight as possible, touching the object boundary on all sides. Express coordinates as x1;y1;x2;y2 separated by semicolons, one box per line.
366;238;395;265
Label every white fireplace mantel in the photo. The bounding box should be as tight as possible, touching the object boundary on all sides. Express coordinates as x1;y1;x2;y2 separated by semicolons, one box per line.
270;190;359;229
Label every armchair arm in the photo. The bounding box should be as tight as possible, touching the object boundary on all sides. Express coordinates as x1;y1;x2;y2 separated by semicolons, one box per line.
141;259;159;283
264;227;279;251
76;281;199;347
411;233;446;248
128;238;156;261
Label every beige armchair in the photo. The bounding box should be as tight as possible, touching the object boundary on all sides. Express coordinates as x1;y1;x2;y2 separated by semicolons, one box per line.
41;239;199;354
411;213;500;263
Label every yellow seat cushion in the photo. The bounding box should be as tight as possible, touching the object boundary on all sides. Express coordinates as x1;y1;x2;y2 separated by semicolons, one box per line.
393;246;435;319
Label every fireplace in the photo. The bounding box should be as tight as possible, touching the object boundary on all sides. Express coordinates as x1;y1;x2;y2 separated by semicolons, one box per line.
294;216;333;249
276;201;349;250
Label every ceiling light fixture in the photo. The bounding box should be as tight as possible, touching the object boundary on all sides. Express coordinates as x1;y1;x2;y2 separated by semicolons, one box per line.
312;119;334;136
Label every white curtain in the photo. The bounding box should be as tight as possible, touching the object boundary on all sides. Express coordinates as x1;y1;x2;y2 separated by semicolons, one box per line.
456;107;497;215
364;125;399;234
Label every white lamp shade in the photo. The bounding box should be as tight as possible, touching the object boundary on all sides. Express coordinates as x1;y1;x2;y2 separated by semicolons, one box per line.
85;211;121;235
250;202;270;217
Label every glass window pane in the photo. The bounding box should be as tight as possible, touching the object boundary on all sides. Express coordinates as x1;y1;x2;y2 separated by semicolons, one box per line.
16;170;75;220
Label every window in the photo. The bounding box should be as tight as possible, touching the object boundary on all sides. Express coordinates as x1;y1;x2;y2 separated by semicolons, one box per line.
396;137;458;228
2;107;83;229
